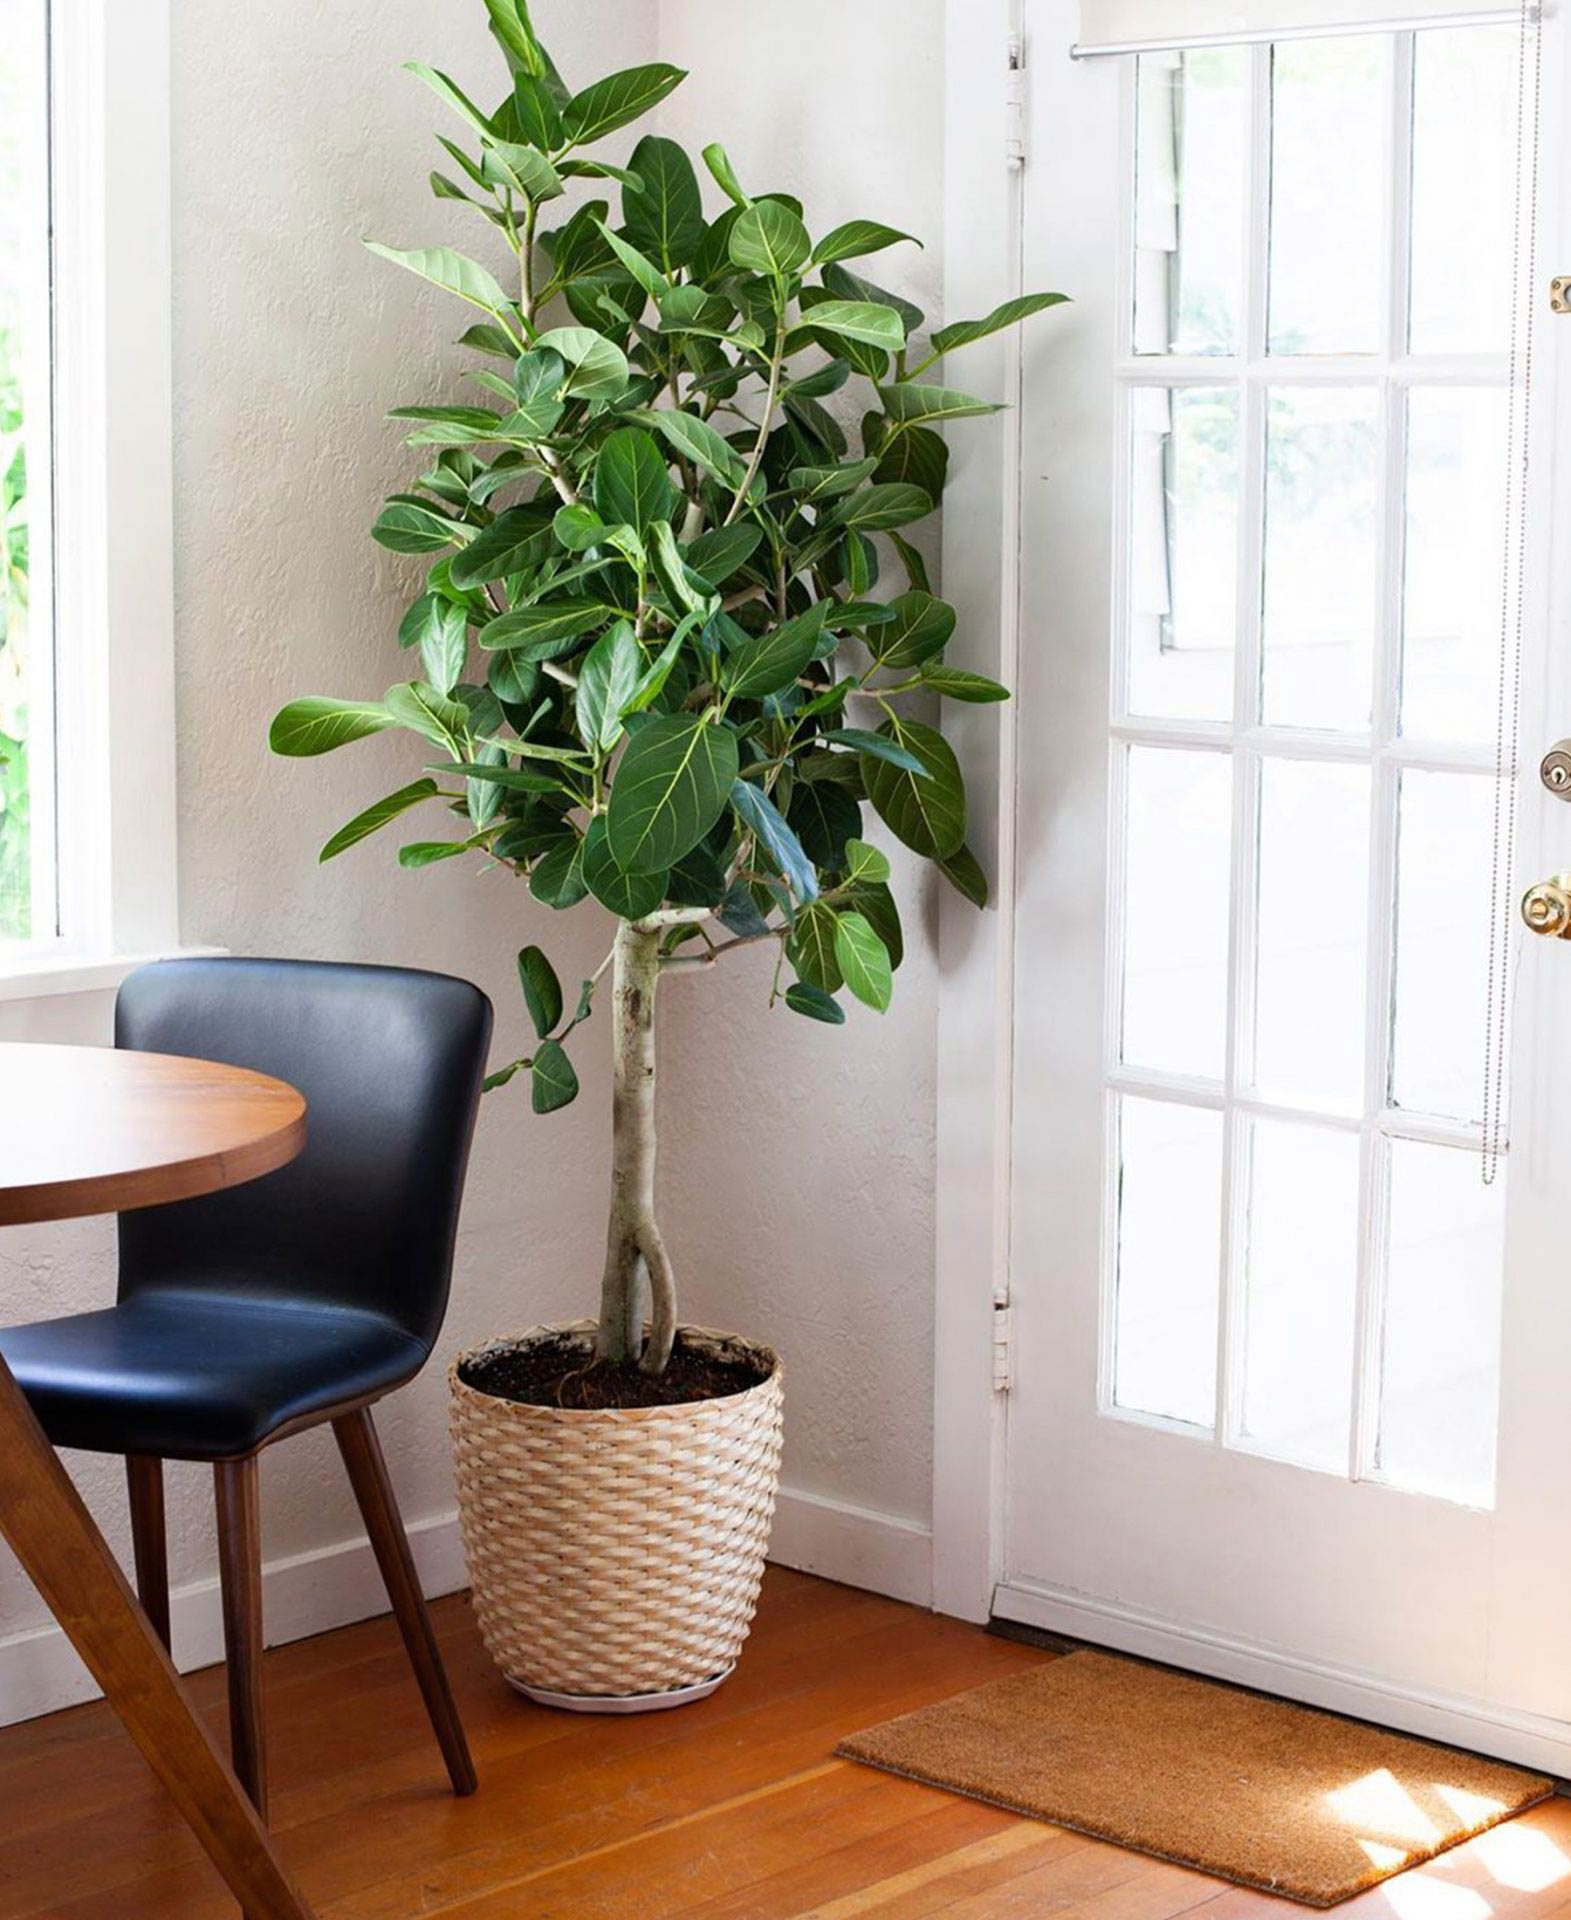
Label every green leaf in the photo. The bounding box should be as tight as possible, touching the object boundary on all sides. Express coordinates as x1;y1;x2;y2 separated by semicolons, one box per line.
576;620;641;751
648;519;711;617
269;698;395;757
384;681;471;750
702;142;750;208
929;291;1069;357
822;261;923;336
820;726;928;775
878;382;1004;427
811;220;918;267
372;500;468;555
720;603;827;700
459;322;524;359
389;404;507;446
827;484;933;534
624;136;704;271
517;944;563;1038
530;1038;580;1113
482;1061;525;1092
787;778;860;868
833;911;893;1012
593;427;677;536
553;504;608;551
529;834;588;909
581;814;668;917
629;408;747;488
403;62;495;141
480;600;609;655
869;591;956;669
484;0;546;75
449;506;553;588
419;597;469;693
728;200;811;277
875;424;949;502
849;877;904;971
845;837;891;885
319;779;441;862
796;299;906;351
684;523;761;583
922;665;1010;702
399;839;471;868
788;457;878;503
593;219;670;301
730;777;818;903
364;242;513;322
482;140;564;204
788;900;842;992
535;326;630;401
562;63;687;145
938;842;989;908
623;612;701;716
606;714;740;874
785;982;845;1025
860;716;966;860
510;72;563;148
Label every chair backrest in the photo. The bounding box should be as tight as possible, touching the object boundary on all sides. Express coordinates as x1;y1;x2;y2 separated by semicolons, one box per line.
115;957;493;1352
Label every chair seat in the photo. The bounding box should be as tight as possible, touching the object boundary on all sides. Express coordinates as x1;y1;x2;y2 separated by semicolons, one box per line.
0;1292;428;1461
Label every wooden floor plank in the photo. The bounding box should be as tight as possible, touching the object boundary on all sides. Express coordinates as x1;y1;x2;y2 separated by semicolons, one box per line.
0;1566;1564;1920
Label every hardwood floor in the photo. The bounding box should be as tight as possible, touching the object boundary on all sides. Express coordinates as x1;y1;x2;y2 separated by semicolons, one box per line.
0;1565;1567;1919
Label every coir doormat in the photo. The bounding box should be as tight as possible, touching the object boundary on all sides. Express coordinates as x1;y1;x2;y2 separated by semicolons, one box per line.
837;1651;1553;1906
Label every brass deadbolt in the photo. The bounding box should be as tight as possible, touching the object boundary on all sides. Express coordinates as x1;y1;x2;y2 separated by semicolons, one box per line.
1523;872;1571;938
1542;740;1571;795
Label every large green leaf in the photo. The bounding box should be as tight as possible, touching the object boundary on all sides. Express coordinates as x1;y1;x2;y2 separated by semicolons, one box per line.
389;404;508;446
593;428;677;536
270;698;395;757
510;71;563;147
576;620;641;751
593;220;670;301
826;484;932;534
796;299;906;352
486;0;548;78
720;603;827;700
384;681;470;750
517;944;562;1038
480;600;608;654
529;831;588;908
833;911;893;1012
938;842;989;908
788;899;842;992
684;523;761;583
364;243;512;321
922;664;1010;702
606;714;739;874
418;597;469;694
319;779;441;861
845;837;891;885
860;715;966;859
787;778;860;869
784;982;845;1025
629;408;747;488
562;63;687;145
730;777;817;903
819;727;928;775
449;506;553;588
371;500;467;554
581;813;668;917
930;291;1069;357
530;1038;580;1113
878;382;1004;427
624;136;704;271
482;140;563;204
811;220;918;267
403;62;495;141
534;326;630;401
728;199;811;277
868;591;956;669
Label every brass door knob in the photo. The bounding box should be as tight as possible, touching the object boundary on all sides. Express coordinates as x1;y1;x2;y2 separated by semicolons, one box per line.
1523;873;1571;937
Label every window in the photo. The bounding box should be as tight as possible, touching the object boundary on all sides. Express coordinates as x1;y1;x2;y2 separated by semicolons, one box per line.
0;0;177;988
1108;26;1520;1508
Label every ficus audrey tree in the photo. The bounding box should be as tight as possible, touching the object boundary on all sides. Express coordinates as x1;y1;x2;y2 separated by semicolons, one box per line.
270;0;1065;1379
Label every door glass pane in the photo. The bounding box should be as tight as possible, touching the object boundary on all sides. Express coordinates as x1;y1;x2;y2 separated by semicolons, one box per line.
1253;759;1370;1113
1401;388;1508;745
1239;1118;1361;1471
1133;48;1248;357
1268;37;1385;356
1126;386;1238;721
1262;387;1380;730
0;0;50;945
1391;770;1494;1123
1377;1139;1504;1506
1112;1096;1222;1428
1409;27;1519;354
1120;746;1231;1081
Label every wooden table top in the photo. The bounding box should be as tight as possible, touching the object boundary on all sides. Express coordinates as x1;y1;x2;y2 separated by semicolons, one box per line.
0;1043;307;1227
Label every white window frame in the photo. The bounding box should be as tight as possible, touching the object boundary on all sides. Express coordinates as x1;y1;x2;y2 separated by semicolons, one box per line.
0;0;180;1003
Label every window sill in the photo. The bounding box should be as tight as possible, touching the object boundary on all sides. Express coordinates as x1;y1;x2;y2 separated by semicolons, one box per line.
0;945;225;1007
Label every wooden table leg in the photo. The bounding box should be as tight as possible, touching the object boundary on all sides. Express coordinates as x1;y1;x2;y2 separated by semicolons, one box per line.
0;1361;315;1920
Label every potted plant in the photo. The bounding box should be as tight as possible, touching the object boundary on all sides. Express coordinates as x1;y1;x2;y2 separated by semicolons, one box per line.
270;0;1064;1711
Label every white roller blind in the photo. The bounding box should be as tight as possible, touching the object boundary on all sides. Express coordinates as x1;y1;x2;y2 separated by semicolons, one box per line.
1075;0;1530;55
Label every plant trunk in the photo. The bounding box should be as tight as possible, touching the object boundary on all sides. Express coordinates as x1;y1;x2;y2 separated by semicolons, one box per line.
595;919;677;1373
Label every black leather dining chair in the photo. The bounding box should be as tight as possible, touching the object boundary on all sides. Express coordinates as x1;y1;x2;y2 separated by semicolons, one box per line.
0;956;493;1815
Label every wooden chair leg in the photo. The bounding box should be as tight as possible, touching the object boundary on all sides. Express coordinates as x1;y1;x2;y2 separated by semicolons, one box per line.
215;1456;268;1821
125;1455;171;1652
333;1408;477;1796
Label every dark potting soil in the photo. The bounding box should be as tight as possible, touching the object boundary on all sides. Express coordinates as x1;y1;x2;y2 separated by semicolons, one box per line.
458;1328;770;1411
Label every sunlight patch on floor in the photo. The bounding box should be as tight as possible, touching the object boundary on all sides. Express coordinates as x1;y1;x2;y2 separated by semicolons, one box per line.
1326;1769;1444;1846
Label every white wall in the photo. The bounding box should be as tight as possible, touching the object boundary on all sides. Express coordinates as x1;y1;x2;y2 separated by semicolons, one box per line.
0;0;949;1720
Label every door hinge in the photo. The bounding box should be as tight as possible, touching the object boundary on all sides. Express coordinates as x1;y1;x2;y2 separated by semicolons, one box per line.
1006;35;1027;171
992;1301;1014;1392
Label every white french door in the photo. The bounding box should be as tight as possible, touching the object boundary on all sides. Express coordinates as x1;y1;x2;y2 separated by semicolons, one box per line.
1000;0;1571;1769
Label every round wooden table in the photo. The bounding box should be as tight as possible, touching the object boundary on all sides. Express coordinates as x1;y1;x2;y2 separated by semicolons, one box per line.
0;1042;315;1920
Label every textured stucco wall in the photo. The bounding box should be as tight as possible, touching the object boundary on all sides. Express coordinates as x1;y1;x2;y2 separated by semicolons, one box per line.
0;0;947;1700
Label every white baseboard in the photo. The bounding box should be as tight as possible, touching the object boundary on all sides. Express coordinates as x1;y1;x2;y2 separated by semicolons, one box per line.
995;1576;1571;1778
767;1485;933;1608
0;1482;934;1728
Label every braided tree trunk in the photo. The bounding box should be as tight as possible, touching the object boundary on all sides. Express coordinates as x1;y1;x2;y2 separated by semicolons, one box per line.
594;919;678;1373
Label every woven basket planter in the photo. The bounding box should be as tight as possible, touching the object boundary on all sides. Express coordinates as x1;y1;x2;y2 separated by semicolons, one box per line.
449;1322;784;1706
